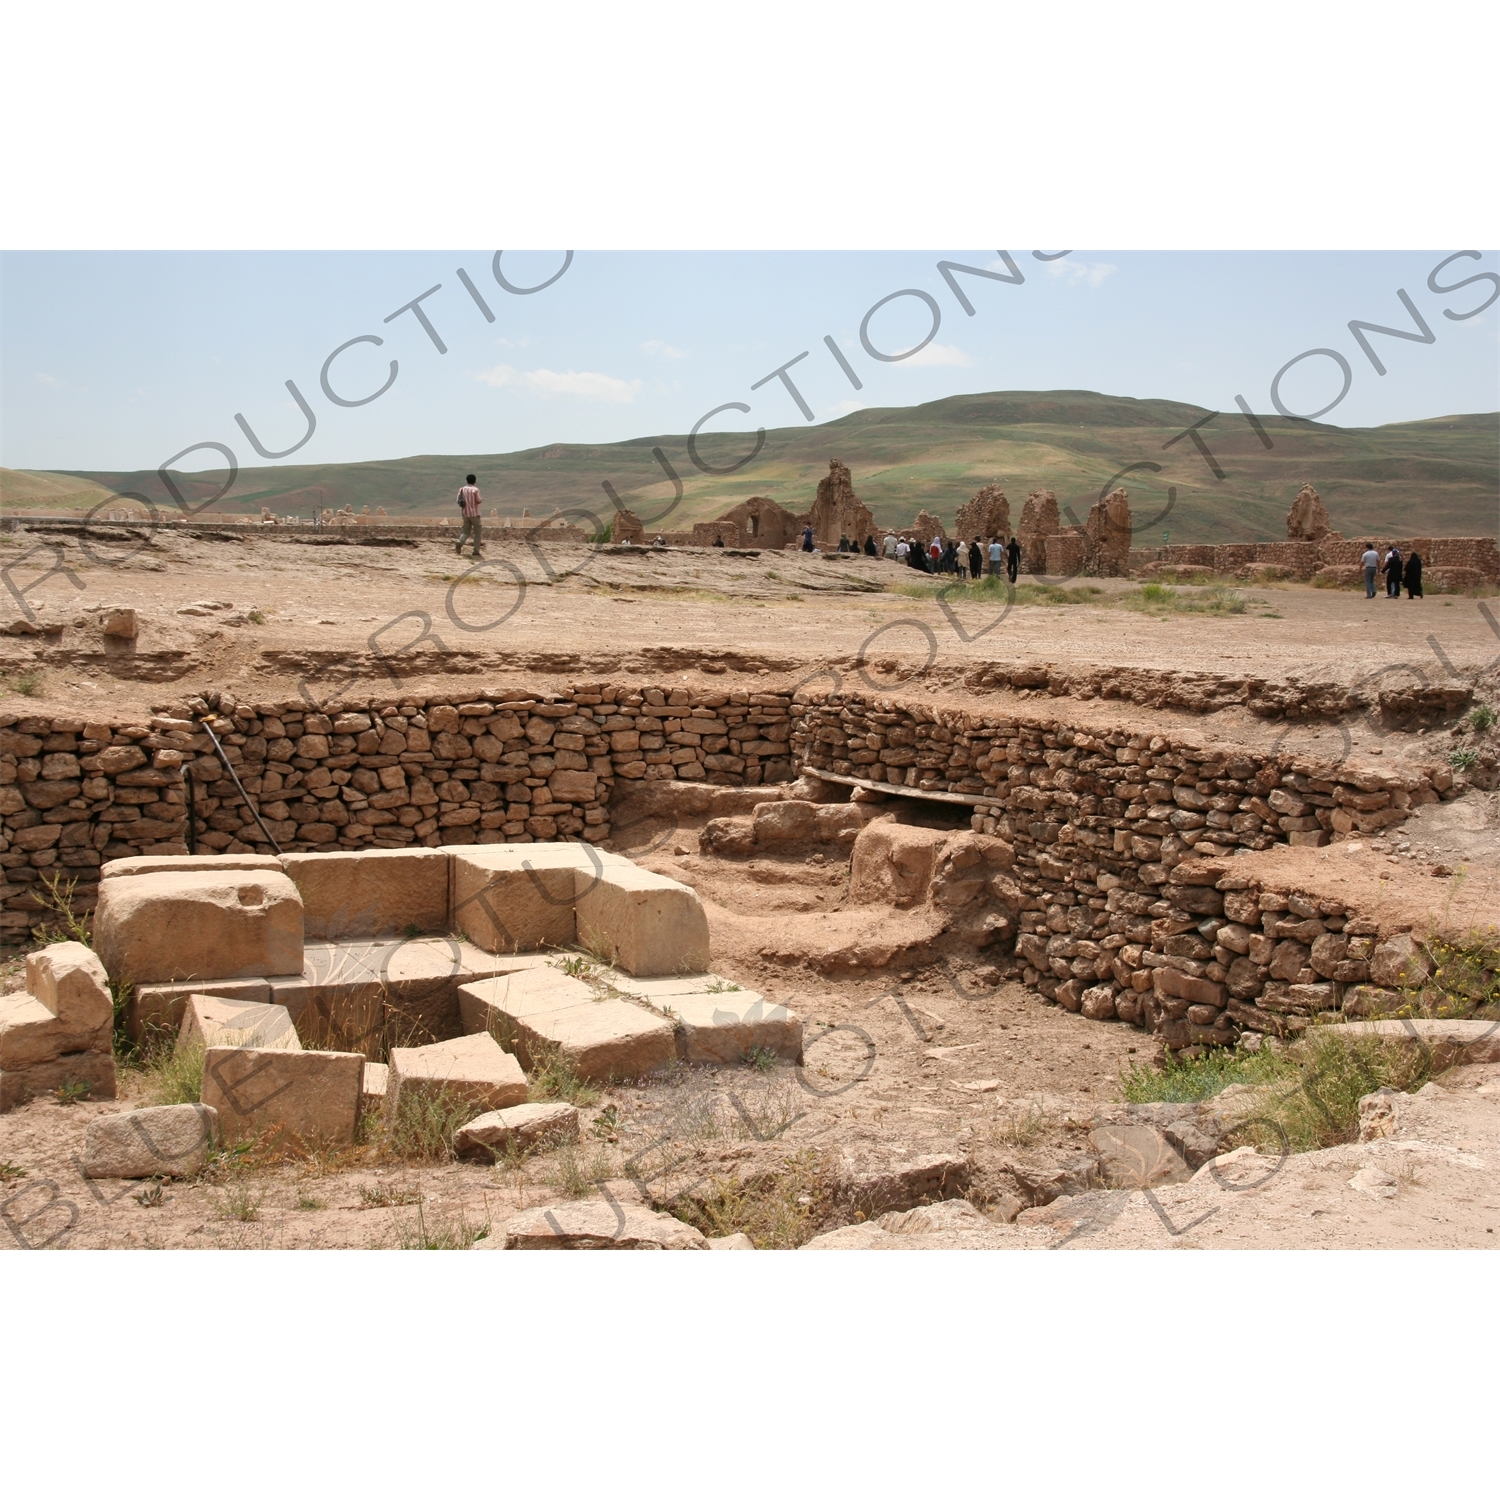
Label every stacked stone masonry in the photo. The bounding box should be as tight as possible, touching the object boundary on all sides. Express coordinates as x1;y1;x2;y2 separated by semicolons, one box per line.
0;687;796;936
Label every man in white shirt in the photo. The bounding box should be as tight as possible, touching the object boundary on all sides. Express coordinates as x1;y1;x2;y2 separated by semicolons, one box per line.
988;537;1004;577
883;532;898;559
1361;543;1379;598
896;537;909;561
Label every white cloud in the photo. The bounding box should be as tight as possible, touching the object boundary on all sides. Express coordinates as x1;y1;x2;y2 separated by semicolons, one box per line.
33;373;61;386
899;342;975;367
640;339;688;359
472;364;642;403
1037;258;1116;288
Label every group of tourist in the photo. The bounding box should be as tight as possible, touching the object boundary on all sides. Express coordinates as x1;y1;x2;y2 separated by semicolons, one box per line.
877;531;1023;583
1360;542;1423;599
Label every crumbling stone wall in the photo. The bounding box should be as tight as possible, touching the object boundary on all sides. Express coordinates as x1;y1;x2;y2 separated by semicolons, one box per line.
0;688;796;938
953;485;1010;543
1286;482;1334;542
708;496;800;551
1018;490;1059;574
1084;489;1132;576
805;460;875;549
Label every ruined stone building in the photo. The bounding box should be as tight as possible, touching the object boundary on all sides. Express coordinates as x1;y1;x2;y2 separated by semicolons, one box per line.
1083;488;1132;576
953;485;1010;542
1286;481;1335;542
909;510;945;546
1017;489;1060;574
805;460;875;548
704;495;802;550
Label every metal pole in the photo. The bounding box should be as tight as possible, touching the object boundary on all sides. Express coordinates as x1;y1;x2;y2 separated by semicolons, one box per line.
197;716;283;855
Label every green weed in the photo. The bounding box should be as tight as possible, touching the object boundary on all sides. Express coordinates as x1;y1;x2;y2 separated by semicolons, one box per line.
10;671;43;698
294;1192;327;1211
553;952;600;981
246;609;266;624
744;1045;777;1073
1122;582;1247;615
1121;1030;1434;1154
218;1180;264;1222
143;1039;205;1106
381;1084;481;1163
1469;703;1496;732
1449;746;1479;770
525;1042;600;1108
543;1140;616;1198
671;1149;827;1248
359;1182;422;1208
29;870;93;947
0;1161;27;1182
395;1199;490;1249
704;978;742;994
55;1081;91;1106
134;1183;165;1208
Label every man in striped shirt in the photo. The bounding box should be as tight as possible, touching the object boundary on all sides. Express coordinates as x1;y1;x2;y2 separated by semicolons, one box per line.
455;473;482;557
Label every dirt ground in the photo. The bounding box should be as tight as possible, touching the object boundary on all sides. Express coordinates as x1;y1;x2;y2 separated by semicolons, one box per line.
4;524;1500;1250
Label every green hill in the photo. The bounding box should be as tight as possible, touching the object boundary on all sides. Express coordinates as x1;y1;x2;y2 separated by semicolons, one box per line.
12;389;1498;543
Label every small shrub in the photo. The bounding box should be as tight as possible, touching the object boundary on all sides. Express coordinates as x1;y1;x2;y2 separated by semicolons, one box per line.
134;1183;166;1208
359;1182;422;1208
543;1140;616;1198
671;1150;827;1248
553;952;599;981
143;1039;204;1105
985;1102;1052;1147
246;609;266;624
1417;933;1500;1017
591;1104;621;1141
11;671;43;698
30;870;92;946
526;1042;600;1108
295;1192;327;1211
1469;703;1496;732
218;1180;264;1222
382;1084;480;1162
55;1081;91;1106
1449;746;1479;771
395;1200;490;1249
1122;1031;1434;1154
743;1045;777;1073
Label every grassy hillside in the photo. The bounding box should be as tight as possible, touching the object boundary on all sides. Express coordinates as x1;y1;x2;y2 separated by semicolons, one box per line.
12;390;1498;543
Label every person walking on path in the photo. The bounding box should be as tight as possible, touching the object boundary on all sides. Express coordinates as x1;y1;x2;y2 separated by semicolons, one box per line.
801;525;815;552
1006;534;1021;584
968;538;984;582
1404;551;1424;598
455;473;483;557
1361;542;1379;598
987;536;1004;577
1384;545;1404;598
883;532;898;560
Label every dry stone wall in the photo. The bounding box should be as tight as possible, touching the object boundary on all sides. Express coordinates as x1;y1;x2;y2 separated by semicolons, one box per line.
0;688;796;938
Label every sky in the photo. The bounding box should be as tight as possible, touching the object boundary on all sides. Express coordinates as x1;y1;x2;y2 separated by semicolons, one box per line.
1;249;1496;474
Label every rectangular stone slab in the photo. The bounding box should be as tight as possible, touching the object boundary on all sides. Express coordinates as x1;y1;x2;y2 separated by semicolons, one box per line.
387;1031;528;1115
504;997;675;1083
272;938;531;1058
25;942;112;1029
201;1045;363;1147
573;864;711;977
446;844;632;955
0;991;111;1070
280;848;450;940
102;853;283;881
654;991;803;1065
179;994;302;1053
128;978;274;1042
458;968;596;1042
93;869;304;985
